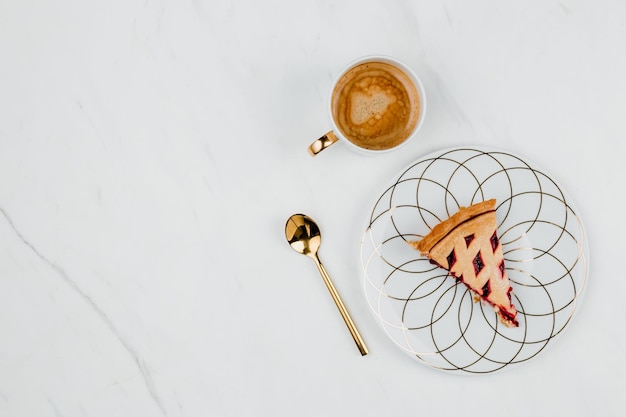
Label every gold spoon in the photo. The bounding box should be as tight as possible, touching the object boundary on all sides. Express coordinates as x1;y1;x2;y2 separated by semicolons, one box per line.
285;213;368;356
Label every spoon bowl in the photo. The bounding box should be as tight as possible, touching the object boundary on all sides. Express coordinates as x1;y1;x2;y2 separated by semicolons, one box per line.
285;214;321;257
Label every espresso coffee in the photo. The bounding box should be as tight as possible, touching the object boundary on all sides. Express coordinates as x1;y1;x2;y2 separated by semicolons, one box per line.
331;61;421;150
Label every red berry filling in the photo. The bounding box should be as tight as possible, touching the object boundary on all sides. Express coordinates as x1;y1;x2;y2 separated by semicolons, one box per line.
498;304;518;327
481;280;491;297
446;249;456;269
490;231;499;252
473;251;484;275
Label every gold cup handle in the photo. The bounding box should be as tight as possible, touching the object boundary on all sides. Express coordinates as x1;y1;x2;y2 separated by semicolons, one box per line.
314;254;368;356
308;131;339;156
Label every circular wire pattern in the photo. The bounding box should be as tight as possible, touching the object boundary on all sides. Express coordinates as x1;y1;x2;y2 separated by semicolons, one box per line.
360;147;588;374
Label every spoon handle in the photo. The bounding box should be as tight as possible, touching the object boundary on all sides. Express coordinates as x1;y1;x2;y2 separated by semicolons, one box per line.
314;256;368;356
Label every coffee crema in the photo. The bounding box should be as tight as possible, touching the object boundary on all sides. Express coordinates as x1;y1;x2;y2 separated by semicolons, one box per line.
331;61;420;150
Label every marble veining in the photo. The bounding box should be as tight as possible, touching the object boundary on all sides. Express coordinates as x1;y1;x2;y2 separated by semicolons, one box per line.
1;206;168;415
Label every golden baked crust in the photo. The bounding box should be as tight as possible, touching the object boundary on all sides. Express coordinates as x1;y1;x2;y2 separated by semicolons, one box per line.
409;199;519;327
411;199;496;255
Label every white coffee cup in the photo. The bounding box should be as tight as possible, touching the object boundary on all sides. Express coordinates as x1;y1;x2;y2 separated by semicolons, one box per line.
308;55;426;156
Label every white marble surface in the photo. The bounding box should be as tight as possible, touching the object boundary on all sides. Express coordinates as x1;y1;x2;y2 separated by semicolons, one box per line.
1;0;625;415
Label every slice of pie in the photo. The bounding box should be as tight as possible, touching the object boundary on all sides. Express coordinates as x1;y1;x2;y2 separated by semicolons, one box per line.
409;199;519;327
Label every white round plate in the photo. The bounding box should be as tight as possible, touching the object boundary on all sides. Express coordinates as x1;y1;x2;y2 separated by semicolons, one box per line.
360;147;588;374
